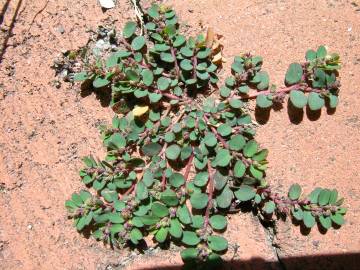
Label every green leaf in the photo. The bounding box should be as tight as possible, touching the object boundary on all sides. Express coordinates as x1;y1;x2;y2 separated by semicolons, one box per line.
108;133;126;149
126;69;140;81
149;93;162;103
331;213;345;226
194;172;209;187
306;49;317;61
130;228;143;244
243;140;258;158
214;148;232;167
209;215;227;230
169;173;185;188
249;164;263;180
147;4;159;19
229;99;243;109
74;72;88;81
161;189;179;206
291;208;303;221
312;69;326;88
329;94;339;108
216;185;233;208
197;48;211;59
256;94;273;108
231;61;244;73
180;46;193;57
131;36;146;51
152;202;169;218
191;215;204;229
134;89;148;98
182;231;200;246
233;160;246;178
173;35;186;47
217;124;232;137
165;144;181;160
288;184;302;200
142;143;162;156
169;218;183;238
181;146;192;161
319;215;332;230
181;248;198;262
160;52;175;63
303;211;316;228
229;135;246;151
180;59;193;71
93;77;110;88
263;201;276;214
285;63;303;85
177;204;192;225
308;187;322;203
234;185;256;201
157;77;170;91
142;170;154;187
108;213;124;223
317;45;327;58
290;90;307;109
190;193;208;209
141;215;159;225
220;86;231;98
155;227;169;243
318;189;331;206
252;71;269;90
208;236;228;252
204;132;217;148
252;149;268;162
154;43;170;52
329;189;338;205
141;69;154;86
105;53;119;68
123;21;137;39
136;181;148;200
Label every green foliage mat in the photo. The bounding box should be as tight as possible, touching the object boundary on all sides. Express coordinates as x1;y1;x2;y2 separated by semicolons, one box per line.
64;3;346;267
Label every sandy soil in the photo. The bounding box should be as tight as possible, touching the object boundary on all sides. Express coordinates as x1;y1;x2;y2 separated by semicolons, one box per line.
0;0;359;269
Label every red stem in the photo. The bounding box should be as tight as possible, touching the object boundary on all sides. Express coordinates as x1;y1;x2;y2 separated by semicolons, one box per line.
239;84;315;100
204;161;214;226
171;47;180;77
183;151;194;181
203;114;229;148
119;182;136;199
192;56;197;80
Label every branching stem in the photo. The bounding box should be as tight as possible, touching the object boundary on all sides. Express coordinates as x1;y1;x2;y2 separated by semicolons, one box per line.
204;161;215;226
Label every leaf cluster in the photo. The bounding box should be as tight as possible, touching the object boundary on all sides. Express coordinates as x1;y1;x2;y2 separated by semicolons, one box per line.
65;3;346;266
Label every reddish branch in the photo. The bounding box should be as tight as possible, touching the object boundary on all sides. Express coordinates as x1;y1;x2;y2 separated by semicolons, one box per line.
183;151;194;181
192;56;198;80
203;114;229;148
239;84;315;100
204;161;215;226
119;182;136;200
171;47;180;77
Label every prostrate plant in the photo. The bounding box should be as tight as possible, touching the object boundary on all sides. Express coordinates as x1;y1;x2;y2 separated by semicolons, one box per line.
64;4;346;267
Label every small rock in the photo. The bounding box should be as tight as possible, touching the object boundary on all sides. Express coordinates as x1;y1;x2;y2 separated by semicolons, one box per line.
57;25;65;34
27;224;32;230
312;240;320;248
99;0;115;9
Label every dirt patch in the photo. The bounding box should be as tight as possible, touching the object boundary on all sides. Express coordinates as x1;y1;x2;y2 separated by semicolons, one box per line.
1;0;359;270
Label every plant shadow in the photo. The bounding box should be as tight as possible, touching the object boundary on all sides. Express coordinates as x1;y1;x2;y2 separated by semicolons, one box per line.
80;81;112;107
127;252;360;270
255;98;337;125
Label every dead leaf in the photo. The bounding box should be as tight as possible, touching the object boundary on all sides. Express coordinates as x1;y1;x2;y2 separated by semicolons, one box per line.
133;105;149;117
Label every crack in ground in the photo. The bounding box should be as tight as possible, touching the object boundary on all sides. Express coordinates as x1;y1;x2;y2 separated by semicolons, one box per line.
261;223;287;270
